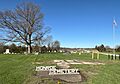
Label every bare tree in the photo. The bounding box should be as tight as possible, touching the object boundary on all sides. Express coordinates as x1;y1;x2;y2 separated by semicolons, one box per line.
0;42;5;53
0;2;50;53
52;40;60;52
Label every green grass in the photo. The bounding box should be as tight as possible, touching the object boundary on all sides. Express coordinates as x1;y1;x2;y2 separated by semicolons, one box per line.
0;53;120;84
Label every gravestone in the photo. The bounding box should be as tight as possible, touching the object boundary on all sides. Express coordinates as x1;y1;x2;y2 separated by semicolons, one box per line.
34;52;39;55
4;49;10;54
24;52;27;55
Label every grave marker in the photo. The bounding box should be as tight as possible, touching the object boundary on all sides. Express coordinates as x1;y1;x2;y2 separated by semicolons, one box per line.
4;49;10;54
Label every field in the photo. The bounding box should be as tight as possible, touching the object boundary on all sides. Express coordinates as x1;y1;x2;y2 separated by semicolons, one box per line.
0;53;120;84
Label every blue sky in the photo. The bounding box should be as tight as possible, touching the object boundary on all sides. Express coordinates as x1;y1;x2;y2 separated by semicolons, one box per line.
0;0;120;48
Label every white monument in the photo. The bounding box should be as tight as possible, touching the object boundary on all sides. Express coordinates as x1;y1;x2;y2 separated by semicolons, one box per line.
4;49;10;54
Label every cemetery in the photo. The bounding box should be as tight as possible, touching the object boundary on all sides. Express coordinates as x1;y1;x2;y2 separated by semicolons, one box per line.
0;51;120;84
1;45;120;84
0;0;120;84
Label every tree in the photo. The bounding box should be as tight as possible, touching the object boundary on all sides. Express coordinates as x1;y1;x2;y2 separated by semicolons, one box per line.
105;46;110;49
95;44;106;52
105;46;112;52
0;42;5;53
116;45;120;52
41;46;47;53
52;40;60;52
36;35;52;52
45;36;53;52
95;45;98;50
0;2;50;53
33;44;39;52
100;44;106;52
9;43;18;53
17;45;26;53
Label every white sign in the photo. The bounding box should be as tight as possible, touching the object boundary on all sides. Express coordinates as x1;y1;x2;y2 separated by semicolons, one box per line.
36;66;56;71
49;69;79;75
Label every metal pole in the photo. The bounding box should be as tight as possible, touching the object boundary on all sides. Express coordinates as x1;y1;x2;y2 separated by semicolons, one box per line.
113;24;115;55
113;18;116;59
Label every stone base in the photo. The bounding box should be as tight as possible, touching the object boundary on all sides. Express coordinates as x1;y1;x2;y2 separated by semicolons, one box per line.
36;71;83;83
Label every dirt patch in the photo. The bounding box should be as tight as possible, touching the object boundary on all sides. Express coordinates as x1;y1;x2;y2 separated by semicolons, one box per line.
54;60;105;65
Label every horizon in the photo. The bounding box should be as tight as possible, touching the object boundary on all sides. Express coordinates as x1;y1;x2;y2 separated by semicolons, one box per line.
1;0;120;48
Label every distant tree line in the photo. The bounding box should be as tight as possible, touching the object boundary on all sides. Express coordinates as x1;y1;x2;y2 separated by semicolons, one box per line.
95;44;120;52
115;45;120;52
35;40;60;53
95;44;106;52
0;40;60;54
0;43;26;54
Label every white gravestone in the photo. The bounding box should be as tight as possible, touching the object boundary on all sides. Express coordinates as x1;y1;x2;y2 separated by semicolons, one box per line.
4;49;10;54
34;52;39;55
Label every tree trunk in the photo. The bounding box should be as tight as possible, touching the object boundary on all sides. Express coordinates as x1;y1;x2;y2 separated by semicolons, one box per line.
28;44;31;54
28;34;32;53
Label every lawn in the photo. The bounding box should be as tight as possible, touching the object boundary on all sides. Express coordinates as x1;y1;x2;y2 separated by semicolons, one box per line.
0;53;120;84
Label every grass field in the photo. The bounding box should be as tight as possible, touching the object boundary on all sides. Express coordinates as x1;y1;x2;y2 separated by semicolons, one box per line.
0;53;120;84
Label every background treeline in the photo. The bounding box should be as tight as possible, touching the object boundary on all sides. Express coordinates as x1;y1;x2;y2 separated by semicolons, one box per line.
0;40;60;54
95;44;120;52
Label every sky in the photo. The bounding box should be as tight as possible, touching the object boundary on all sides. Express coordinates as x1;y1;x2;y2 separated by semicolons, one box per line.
0;0;120;48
